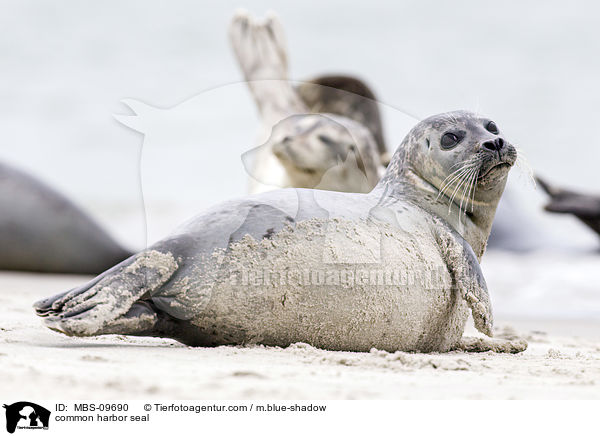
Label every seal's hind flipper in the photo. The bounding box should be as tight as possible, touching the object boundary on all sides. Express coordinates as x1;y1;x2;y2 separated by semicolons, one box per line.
537;176;600;236
229;10;288;82
537;176;600;215
33;250;178;337
34;259;129;316
229;10;307;122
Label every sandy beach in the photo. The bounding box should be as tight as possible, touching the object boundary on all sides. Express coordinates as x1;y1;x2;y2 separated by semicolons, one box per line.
2;252;599;401
2;1;600;405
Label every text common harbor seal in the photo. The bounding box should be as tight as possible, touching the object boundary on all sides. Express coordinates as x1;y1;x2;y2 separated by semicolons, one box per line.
0;162;132;274
34;111;526;353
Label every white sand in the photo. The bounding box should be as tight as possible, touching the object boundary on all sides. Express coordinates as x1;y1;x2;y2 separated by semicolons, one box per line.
1;268;599;400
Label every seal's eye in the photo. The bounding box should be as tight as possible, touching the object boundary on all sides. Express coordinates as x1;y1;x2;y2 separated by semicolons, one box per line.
318;135;336;146
441;133;459;149
486;121;499;134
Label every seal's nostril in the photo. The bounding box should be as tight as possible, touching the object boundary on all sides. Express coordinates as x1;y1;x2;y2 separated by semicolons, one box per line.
482;138;504;152
482;140;496;151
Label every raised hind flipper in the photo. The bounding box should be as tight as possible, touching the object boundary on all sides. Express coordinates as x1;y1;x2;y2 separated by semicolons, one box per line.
33;250;178;337
229;10;307;123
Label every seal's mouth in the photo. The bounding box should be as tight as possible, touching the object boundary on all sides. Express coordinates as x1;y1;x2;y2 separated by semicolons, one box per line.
478;161;512;180
476;144;517;181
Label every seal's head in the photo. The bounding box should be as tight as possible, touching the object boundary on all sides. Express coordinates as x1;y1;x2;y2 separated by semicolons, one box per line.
381;110;518;257
266;114;382;192
411;111;516;195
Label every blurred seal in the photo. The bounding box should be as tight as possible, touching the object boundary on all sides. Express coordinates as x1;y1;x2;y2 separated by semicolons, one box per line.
0;162;132;274
537;176;600;238
35;111;526;353
229;10;386;194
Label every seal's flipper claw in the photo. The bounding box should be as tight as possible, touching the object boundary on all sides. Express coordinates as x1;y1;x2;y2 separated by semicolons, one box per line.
34;257;134;317
33;290;71;316
457;336;528;353
36;250;178;337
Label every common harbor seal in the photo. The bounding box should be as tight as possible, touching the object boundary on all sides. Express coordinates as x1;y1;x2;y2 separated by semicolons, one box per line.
34;111;526;353
229;11;385;194
295;74;389;165
0;161;132;274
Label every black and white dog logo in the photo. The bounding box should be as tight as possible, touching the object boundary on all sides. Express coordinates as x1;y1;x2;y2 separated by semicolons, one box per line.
3;402;50;433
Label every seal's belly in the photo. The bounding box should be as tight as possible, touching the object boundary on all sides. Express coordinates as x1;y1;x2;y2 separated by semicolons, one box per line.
187;218;469;352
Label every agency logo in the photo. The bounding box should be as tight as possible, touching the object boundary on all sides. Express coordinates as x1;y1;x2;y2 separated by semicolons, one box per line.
3;402;50;434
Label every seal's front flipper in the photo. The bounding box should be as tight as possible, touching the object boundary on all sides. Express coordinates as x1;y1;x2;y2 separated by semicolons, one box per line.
33;250;178;337
458;241;494;337
457;336;528;353
436;228;493;337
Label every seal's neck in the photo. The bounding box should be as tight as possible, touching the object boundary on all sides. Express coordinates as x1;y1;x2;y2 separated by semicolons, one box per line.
375;167;503;261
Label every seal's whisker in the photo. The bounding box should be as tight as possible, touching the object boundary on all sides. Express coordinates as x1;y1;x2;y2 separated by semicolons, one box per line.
438;155;485;201
459;168;474;214
465;168;480;213
457;172;470;221
439;167;472;197
455;172;471;221
448;154;485;171
449;160;470;170
443;112;459;125
438;170;469;201
514;150;536;188
459;167;478;221
465;167;479;214
447;175;464;212
438;159;481;196
441;163;479;203
448;169;472;214
469;168;479;212
439;166;474;207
